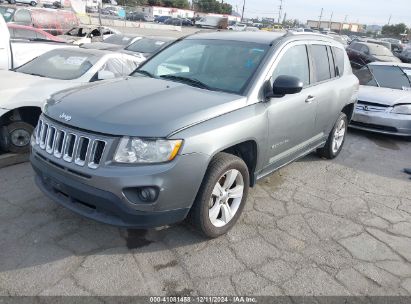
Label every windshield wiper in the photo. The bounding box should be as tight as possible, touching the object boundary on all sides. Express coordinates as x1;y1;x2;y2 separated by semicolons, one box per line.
134;70;154;78
159;75;210;90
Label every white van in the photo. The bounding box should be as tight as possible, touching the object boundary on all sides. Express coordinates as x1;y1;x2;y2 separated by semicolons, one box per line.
195;16;227;29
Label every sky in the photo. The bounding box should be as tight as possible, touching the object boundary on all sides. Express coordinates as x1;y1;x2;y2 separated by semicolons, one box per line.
224;0;411;26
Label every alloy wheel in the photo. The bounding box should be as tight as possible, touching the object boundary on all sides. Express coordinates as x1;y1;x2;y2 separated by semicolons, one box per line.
208;169;244;228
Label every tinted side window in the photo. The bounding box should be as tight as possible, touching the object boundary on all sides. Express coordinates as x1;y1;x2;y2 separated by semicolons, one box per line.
349;43;361;51
332;47;345;76
13;10;32;25
272;45;310;86
359;45;369;54
311;45;331;83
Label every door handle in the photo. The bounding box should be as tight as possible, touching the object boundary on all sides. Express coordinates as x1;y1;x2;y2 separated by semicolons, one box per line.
305;95;316;103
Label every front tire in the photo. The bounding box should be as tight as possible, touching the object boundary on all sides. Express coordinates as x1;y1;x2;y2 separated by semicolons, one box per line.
317;112;348;159
30;1;37;6
2;122;34;154
189;152;249;238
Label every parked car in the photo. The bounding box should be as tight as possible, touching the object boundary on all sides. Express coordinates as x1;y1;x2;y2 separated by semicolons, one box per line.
58;26;120;45
346;42;401;69
154;16;170;23
0;5;15;22
397;48;411;63
0;48;141;153
0;14;74;70
122;36;175;61
126;12;154;22
30;32;358;237
164;17;193;26
1;7;79;35
7;23;65;42
80;34;142;51
228;23;247;31
5;0;37;6
351;62;411;137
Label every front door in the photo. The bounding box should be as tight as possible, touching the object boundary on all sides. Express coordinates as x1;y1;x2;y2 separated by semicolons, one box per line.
263;43;318;172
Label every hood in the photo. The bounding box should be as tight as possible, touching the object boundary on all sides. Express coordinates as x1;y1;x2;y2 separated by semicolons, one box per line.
359;85;411;106
45;77;246;137
0;70;77;110
80;42;123;51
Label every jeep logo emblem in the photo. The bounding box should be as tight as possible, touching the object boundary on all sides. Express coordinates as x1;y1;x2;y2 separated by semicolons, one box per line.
59;113;72;122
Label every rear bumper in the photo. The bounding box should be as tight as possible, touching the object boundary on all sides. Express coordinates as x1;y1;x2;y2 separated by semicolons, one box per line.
351;109;411;137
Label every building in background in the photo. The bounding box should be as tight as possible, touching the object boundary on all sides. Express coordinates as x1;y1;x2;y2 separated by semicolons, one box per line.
306;19;364;33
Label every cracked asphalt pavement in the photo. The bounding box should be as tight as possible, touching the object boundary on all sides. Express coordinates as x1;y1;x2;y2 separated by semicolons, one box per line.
0;129;411;297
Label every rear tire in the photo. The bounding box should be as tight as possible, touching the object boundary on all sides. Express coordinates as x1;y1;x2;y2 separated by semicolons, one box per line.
317;112;348;159
3;122;34;154
30;1;36;6
188;152;249;238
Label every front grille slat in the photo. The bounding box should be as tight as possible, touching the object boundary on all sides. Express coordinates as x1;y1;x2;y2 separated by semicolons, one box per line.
35;118;107;169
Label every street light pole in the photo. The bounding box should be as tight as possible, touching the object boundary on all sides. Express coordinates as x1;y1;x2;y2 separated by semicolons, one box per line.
241;0;245;22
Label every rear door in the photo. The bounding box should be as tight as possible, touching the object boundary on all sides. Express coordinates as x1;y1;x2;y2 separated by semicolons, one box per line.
308;43;341;136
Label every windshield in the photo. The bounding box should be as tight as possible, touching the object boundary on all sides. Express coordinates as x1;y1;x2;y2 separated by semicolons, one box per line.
354;65;411;90
125;38;169;54
132;39;269;94
104;34;134;45
16;49;98;80
0;6;15;22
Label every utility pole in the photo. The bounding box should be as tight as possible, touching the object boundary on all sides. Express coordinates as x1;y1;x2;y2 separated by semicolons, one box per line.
278;0;283;24
329;12;333;30
387;14;392;25
318;8;323;30
241;0;245;22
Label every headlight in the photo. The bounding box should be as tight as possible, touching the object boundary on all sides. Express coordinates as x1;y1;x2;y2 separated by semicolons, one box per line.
114;137;183;164
391;104;411;115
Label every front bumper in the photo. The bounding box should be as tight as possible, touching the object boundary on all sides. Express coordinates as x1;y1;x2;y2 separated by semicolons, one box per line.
31;149;209;228
350;108;411;137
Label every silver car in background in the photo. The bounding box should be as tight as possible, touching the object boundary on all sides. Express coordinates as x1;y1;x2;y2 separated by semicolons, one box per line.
351;62;411;137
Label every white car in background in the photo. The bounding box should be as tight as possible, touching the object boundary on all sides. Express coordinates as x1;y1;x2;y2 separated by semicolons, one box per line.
0;48;142;153
58;26;121;45
228;23;247;31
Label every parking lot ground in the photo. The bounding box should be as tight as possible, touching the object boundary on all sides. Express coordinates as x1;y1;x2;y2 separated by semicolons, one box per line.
0;130;411;296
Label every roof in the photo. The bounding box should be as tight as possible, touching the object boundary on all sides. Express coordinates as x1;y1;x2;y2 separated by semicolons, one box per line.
369;61;411;68
186;31;341;45
186;31;286;44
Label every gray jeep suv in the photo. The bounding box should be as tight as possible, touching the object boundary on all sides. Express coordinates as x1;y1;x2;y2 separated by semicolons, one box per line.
30;32;358;237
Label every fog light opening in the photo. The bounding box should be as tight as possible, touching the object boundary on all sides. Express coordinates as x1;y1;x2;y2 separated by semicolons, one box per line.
138;187;158;203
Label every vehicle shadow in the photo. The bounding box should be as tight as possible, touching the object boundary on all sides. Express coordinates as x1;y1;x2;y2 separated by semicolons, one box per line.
297;128;411;181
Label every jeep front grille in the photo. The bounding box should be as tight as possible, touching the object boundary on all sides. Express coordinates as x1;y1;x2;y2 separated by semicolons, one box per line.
35;118;106;169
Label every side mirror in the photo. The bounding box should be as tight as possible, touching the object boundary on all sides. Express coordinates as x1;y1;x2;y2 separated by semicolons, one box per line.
97;70;115;80
269;75;304;97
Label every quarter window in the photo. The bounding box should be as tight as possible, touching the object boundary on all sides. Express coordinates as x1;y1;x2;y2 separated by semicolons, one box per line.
332;47;345;76
272;45;310;86
327;46;336;78
311;45;331;83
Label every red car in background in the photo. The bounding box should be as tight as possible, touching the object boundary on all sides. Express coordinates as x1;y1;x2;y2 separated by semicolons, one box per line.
7;23;65;42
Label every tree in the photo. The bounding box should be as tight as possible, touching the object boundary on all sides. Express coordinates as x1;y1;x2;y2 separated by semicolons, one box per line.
381;23;408;38
193;0;232;14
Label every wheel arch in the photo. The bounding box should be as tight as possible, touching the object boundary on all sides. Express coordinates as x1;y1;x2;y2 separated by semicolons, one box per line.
341;102;355;122
0;106;42;127
210;140;259;187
